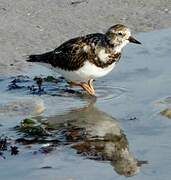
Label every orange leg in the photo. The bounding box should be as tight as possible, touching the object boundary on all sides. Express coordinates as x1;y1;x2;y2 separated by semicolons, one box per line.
88;79;95;94
68;79;95;96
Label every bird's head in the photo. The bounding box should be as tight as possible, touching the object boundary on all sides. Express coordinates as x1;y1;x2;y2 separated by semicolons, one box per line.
106;24;141;52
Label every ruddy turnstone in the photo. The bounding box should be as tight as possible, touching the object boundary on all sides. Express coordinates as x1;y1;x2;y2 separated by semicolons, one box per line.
27;24;141;96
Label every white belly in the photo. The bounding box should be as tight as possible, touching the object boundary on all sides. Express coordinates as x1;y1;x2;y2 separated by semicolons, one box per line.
53;61;116;82
37;61;116;82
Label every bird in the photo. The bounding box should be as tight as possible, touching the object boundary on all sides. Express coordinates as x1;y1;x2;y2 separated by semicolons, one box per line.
27;24;141;96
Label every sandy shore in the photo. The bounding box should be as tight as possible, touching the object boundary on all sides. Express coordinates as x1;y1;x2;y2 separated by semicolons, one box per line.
0;0;170;75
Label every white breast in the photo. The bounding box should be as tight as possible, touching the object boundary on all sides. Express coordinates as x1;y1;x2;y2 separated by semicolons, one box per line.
52;61;116;82
37;60;116;83
78;61;115;79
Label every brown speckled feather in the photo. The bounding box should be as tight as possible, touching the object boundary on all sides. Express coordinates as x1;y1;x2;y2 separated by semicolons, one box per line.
27;33;121;71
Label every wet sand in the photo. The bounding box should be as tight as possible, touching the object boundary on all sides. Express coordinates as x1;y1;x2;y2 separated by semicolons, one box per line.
0;0;171;75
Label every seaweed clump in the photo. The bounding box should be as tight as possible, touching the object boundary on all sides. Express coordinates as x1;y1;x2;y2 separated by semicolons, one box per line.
0;137;19;159
16;118;50;137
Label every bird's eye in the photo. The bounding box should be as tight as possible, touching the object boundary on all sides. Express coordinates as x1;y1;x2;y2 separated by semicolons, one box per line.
118;32;123;36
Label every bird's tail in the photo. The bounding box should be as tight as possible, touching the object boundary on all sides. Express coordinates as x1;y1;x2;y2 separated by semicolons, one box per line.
27;51;53;63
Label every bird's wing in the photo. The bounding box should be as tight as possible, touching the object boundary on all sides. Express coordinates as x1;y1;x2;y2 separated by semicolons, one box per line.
27;33;121;70
51;33;107;71
52;37;87;71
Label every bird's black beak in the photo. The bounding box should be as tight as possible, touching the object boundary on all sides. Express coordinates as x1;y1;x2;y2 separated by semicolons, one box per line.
128;36;141;44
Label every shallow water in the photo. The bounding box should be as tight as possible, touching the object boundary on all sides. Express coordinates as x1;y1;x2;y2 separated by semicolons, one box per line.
0;29;171;180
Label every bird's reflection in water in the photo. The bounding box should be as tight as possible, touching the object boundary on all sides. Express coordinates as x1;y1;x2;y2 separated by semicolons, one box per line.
45;98;146;177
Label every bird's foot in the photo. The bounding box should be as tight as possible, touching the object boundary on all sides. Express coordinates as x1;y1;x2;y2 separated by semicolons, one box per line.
80;82;95;96
68;80;95;96
88;79;95;93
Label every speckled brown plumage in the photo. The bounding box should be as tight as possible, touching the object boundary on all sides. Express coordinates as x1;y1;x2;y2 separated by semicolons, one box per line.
27;33;121;71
